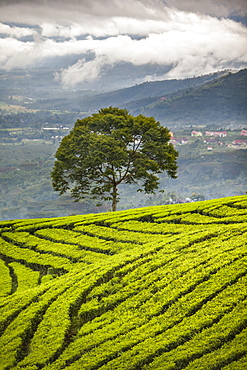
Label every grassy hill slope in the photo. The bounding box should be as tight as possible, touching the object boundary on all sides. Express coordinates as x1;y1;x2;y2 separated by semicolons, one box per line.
0;195;247;369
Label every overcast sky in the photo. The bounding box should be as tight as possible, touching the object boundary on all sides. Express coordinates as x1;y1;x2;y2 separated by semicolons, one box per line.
0;0;247;86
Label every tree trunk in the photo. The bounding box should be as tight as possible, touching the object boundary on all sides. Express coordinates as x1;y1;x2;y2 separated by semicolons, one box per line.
112;183;118;212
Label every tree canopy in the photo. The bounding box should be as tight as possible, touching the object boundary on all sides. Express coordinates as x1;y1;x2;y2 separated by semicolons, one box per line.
51;107;178;211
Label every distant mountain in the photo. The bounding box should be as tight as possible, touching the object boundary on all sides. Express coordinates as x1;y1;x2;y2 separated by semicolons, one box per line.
125;69;247;127
2;67;246;128
74;69;246;128
21;69;230;113
76;70;229;112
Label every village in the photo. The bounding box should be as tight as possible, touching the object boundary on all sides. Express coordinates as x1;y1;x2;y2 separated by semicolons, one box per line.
1;122;247;150
170;128;247;151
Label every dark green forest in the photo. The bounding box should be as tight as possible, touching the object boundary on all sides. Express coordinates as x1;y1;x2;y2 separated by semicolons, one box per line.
125;69;247;126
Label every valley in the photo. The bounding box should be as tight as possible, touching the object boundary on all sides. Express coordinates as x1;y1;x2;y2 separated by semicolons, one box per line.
0;68;246;220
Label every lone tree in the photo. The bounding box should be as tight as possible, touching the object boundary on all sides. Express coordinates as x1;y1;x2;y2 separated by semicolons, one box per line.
51;107;178;211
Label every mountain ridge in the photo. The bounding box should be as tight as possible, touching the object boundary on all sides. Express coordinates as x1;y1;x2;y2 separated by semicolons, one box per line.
1;68;246;129
76;69;231;111
124;68;247;126
31;68;246;128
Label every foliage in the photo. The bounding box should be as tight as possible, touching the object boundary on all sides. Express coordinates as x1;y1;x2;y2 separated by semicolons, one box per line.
51;107;178;211
0;195;247;369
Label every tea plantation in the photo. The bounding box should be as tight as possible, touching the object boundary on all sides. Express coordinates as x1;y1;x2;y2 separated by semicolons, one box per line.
0;195;247;370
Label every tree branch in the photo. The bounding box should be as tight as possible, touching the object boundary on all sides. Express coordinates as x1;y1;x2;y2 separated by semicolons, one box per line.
97;165;114;184
116;136;142;184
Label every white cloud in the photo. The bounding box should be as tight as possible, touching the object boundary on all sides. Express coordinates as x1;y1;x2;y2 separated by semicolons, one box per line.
0;0;168;25
54;15;247;85
0;0;246;25
0;23;36;38
56;57;106;85
0;37;34;67
0;1;246;85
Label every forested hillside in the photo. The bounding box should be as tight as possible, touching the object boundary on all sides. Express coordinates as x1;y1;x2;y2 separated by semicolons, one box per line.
5;69;246;128
126;69;247;126
75;70;227;113
0;195;247;369
65;69;247;127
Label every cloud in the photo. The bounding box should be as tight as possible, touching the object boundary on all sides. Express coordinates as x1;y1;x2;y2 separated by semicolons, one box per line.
0;23;36;38
0;0;246;86
0;0;246;24
55;16;247;85
56;57;105;85
0;0;169;25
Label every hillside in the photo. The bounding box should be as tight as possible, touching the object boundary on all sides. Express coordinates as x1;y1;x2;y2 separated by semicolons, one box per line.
0;195;247;369
125;69;247;126
74;70;227;113
57;68;246;128
71;69;246;127
75;69;246;127
1;69;246;129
